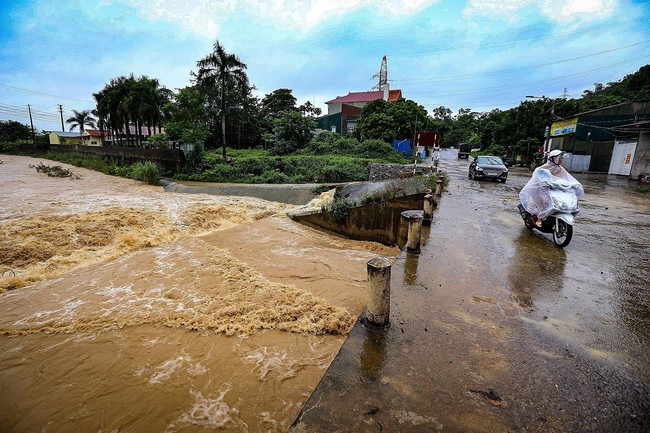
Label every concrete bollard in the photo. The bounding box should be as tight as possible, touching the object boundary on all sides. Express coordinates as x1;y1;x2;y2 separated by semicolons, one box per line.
401;210;423;253
422;194;434;226
365;257;392;326
435;178;444;196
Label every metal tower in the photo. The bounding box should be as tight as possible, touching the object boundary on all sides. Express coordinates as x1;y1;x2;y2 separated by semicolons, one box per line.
370;56;388;91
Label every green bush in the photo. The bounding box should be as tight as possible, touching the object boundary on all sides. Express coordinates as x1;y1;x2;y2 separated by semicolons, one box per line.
149;133;169;149
330;196;354;222
130;161;160;185
0;142;20;152
259;170;290;184
321;160;368;183
234;156;277;176
305;132;350;155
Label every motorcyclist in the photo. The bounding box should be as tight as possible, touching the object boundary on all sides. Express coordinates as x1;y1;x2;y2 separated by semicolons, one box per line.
543;149;569;177
519;149;584;227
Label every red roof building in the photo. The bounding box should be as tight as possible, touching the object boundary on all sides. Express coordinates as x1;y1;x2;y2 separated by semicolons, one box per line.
317;85;403;136
325;87;402;116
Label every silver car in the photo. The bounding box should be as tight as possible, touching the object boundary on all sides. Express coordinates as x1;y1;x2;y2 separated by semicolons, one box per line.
468;155;508;183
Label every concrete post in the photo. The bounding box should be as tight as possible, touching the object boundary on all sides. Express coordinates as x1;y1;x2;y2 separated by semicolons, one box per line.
422;194;434;226
435;178;444;196
401;210;423;253
365;257;392;326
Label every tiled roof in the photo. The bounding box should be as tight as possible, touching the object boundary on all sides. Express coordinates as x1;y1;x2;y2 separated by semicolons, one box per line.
326;89;402;104
85;129;111;137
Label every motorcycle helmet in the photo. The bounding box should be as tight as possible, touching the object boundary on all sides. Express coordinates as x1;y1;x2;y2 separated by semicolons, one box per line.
548;149;565;164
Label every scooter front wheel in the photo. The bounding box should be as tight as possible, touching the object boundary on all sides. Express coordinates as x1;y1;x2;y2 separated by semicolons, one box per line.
553;220;573;248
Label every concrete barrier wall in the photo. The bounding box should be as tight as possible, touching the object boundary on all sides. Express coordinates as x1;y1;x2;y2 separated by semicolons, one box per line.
368;163;435;181
290;194;424;246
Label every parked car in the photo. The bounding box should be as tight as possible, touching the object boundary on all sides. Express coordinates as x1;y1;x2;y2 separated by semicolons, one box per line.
468;155;508;183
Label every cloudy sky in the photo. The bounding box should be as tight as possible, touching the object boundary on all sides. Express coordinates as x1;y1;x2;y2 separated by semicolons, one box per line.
1;0;649;132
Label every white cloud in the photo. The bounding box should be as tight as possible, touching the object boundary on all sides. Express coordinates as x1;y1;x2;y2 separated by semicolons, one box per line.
116;0;440;36
463;0;618;23
539;0;618;22
124;0;223;38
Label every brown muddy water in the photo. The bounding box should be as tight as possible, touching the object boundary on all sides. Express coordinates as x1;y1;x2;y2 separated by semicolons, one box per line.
0;155;398;432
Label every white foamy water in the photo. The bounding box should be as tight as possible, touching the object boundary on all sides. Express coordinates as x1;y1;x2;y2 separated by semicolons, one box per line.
0;155;399;432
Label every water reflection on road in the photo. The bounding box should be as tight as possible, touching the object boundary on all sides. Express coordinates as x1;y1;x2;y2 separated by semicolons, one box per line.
438;148;650;383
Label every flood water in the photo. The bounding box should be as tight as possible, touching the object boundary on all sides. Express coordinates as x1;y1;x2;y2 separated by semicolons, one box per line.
0;155;398;432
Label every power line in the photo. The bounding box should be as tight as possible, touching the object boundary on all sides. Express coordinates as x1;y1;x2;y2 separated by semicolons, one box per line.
386;18;641;59
0;83;94;103
404;54;650;97
393;41;650;84
0;103;64;121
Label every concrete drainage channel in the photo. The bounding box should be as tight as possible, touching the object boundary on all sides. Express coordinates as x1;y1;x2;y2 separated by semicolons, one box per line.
158;178;324;205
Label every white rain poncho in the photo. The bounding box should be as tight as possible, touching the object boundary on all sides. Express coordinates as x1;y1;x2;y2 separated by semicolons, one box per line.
519;161;584;219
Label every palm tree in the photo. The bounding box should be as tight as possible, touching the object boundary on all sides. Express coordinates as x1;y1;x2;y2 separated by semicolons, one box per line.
139;77;173;138
196;40;249;158
66;109;96;144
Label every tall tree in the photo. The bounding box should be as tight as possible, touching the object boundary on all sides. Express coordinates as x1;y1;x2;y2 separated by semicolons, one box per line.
355;98;431;143
298;101;322;117
94;74;173;147
66;109;96;142
261;88;298;118
195;40;249;158
0;120;32;142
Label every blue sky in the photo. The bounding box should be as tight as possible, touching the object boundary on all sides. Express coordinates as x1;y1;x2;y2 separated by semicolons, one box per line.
1;0;649;132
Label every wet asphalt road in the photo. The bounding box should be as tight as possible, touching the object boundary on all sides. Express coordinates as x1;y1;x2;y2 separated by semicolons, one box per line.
437;148;650;385
291;148;650;432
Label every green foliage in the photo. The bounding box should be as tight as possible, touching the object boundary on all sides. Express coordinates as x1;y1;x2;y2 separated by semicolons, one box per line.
637;185;650;193
330;196;353;222
176;151;372;184
184;142;206;172
27;152;165;184
355;98;432;144
0;120;32;142
303;132;408;163
0;142;20;152
130;161;160;184
261;88;298;118
259;170;290;184
305;131;350;155
356;139;401;160
66;109;96;134
269;111;316;155
94;74;172;147
148;133;169;149
195;40;249;156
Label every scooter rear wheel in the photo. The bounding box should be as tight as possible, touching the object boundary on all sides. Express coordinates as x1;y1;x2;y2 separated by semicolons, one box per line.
524;214;535;229
553;220;573;248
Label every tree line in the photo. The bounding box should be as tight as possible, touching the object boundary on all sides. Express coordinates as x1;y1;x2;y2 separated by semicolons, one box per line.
3;38;649;167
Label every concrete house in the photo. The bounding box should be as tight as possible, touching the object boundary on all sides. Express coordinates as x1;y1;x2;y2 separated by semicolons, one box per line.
317;85;403;136
83;129;112;146
548;100;650;178
48;131;87;145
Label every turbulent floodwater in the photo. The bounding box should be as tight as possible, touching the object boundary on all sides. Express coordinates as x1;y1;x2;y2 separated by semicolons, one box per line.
0;155;398;432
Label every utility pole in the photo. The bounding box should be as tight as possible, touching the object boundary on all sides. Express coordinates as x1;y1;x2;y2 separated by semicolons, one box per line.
58;104;65;131
27;104;36;145
412;114;418;164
